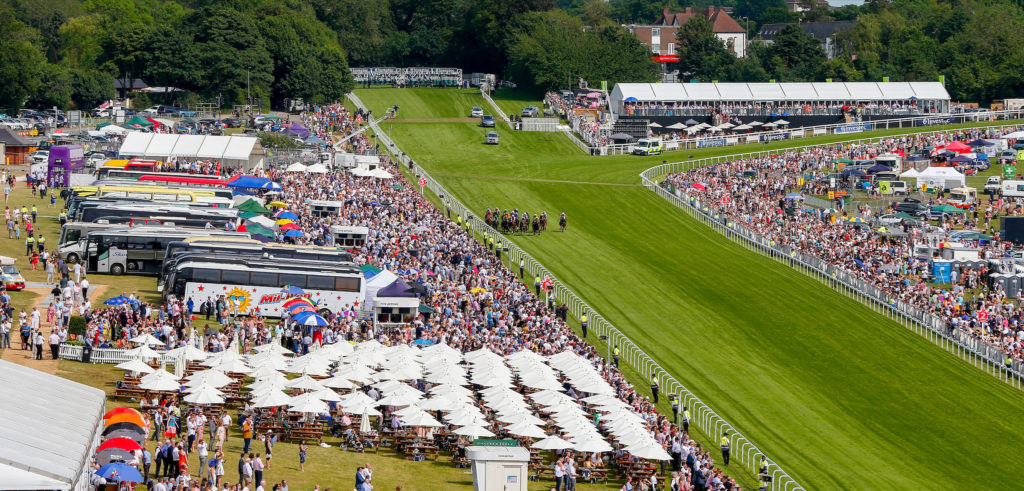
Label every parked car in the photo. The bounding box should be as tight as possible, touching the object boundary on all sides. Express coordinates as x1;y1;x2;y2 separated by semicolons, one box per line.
895;201;929;217
158;106;181;115
198;118;218;126
999;150;1017;161
521;105;540;117
985;176;1002;194
485;131;499;145
178;109;197;117
470;106;484;118
0;263;25;291
142;106;161;115
221;117;243;128
480;115;495;128
28;150;48;166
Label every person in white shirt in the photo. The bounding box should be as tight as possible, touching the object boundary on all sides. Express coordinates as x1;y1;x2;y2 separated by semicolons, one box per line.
48;330;60;359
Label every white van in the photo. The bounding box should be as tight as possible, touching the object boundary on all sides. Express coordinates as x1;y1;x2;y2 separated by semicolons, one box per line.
874;153;903;170
946;187;977;207
879;180;909;196
1002;180;1024;197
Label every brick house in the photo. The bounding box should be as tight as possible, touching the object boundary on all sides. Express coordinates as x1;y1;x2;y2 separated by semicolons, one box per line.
627;7;748;59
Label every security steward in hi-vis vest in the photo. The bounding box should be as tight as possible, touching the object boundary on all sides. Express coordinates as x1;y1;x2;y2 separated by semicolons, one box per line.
25;236;34;255
721;431;731;466
580;314;588;338
37;235;45;252
682;406;690;433
612;345;620;367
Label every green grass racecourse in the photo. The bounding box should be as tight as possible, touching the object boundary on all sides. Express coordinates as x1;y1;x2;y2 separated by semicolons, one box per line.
356;88;1024;489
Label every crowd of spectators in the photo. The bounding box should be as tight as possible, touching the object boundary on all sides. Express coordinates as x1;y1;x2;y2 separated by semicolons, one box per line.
665;125;1024;366
545;92;609;146
79;98;751;489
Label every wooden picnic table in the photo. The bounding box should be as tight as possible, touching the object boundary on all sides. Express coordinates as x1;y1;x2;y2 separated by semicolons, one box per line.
403;444;439;460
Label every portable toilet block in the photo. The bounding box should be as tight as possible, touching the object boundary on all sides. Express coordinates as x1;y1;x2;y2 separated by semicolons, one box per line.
467;446;529;491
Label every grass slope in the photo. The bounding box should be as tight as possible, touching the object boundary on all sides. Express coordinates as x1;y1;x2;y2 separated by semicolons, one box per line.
363;89;1024;489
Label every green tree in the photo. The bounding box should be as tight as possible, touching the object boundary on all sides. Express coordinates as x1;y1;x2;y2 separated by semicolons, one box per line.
735;0;786;24
70;68;115;109
765;24;825;80
29;63;74;109
675;16;738;81
757;7;799;25
0;7;47;112
180;6;274;104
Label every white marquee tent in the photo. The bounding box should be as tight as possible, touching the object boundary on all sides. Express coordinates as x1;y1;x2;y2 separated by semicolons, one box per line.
119;133;265;170
915;167;965;189
0;360;106;490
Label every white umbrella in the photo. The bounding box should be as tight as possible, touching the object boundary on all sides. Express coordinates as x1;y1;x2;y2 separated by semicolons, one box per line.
342;404;382;417
252;390;292;408
184;386;226;405
334;364;376;383
775;119;789;125
624;443;672;461
286;162;307;172
717;122;735;129
307;163;329;174
529;390;573;406
454;424;494;439
216;357;252;374
359;407;372;434
376;392;422;407
126;345;162;361
139;376;180;392
417;396;461;412
130;333;165;346
321;375;357;390
571;437;612;453
116;359;155;374
288;394;330;414
747;120;763;126
532;435;574;450
648;122;662;128
186;369;233;387
340;392;375;407
498;412;547;426
762;121;777;127
253;341;295;356
505;421;547;439
285;375;327;392
250;364;285;379
666;122;687;130
311;388;342;402
429;384;474;398
163;344;207;362
248;353;289;371
732;124;751;130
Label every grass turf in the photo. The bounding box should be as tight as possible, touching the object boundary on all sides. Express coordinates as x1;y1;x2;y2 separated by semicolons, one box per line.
360;88;1024;489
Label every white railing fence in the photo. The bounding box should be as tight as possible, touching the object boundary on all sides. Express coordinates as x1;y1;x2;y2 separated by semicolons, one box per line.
638;125;1024;390
58;343;180;365
349;92;805;491
480;88;514;130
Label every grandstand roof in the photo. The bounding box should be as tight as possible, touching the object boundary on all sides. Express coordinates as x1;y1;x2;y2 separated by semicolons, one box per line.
610;82;950;105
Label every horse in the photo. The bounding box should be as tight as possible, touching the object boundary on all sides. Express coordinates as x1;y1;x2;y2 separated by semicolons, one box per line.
531;217;540;235
559;214;567;232
539;213;547;232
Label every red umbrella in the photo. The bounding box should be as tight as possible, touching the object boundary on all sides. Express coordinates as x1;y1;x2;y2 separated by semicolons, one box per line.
103;407;143;421
690;182;706;191
945;141;971;154
279;223;301;231
97;437;143;453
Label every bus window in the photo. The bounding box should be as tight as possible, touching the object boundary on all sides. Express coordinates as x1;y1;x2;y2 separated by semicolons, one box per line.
250;272;279;287
128;236;149;249
193;268;221;283
221;269;250;284
279;274;307;289
306;275;334;290
336;277;360;292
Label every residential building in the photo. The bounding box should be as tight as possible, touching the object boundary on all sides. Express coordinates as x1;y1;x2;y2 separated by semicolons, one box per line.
757;21;856;60
627;7;749;59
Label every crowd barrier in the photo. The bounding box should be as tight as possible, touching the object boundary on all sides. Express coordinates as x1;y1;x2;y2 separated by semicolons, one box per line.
638;124;1024;391
348;91;806;491
58;343;180;365
479;88;513;130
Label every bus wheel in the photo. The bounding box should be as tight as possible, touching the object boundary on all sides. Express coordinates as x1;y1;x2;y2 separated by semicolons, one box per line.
65;253;79;264
111;264;125;276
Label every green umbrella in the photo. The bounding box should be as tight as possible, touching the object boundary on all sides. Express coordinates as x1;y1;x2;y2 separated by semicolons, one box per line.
418;304;436;314
263;115;283;120
238;211;259;219
359;264;382;274
125;115;154;127
931;204;965;214
958;231;993;240
182;118;197;124
236;199;272;215
831;158;854;164
247;223;275;238
96;122;113;129
893;212;916;220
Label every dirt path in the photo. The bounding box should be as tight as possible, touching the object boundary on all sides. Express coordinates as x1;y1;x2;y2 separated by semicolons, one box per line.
428;172;641;187
389;118;479;123
0;284;109;374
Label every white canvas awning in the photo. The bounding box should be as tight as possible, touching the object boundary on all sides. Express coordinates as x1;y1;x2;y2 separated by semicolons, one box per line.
0;360;106;490
224;137;258;161
172;134;206;157
119;132;153;156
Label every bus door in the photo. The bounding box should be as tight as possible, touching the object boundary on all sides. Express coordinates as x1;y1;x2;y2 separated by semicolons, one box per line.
86;236;104;272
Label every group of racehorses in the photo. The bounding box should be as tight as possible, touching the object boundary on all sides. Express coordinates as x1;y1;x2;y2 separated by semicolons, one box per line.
484;209;566;235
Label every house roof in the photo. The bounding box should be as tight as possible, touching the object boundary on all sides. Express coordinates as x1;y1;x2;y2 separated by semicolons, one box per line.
0;127;31;147
113;78;149;90
758;21;857;42
654;7;746;33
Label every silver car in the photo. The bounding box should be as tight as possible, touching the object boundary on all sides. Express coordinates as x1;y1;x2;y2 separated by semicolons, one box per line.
485;131;499;145
521;105;540;117
29;150;48;165
470;106;484;118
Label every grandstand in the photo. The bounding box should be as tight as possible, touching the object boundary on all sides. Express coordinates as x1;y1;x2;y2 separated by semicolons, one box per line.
351;67;463;87
609;81;952;128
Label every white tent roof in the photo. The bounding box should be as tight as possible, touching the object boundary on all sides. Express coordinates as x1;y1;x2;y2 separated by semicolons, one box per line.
0;360;105;490
119;134;261;162
119;132;153;156
224;137;258;161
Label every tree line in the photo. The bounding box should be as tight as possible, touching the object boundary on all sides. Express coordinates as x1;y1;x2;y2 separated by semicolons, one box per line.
1;0;1022;113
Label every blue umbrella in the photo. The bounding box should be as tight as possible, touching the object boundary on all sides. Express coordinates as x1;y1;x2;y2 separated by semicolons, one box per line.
411;339;434;346
294;312;328;326
284;229;303;238
104;296;132;306
281;286;305;295
95;463;143;483
624;97;638;102
276;211;298;220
